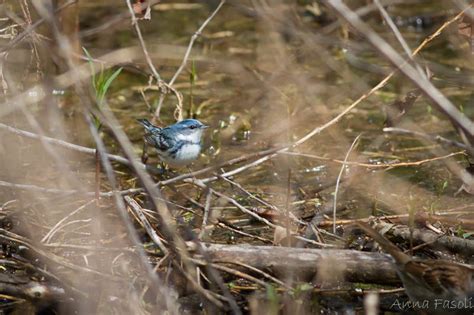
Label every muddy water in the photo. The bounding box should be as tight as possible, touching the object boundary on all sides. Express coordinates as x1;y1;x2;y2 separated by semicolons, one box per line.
0;2;473;314
2;1;473;244
79;1;473;223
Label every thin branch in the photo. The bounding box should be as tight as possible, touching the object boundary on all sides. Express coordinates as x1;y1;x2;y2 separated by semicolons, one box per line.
0;180;84;195
282;151;466;169
124;196;168;254
154;0;226;120
216;260;292;290
190;178;333;248
333;135;361;233
0;229;121;281
216;221;273;243
373;0;410;56
198;189;213;240
168;0;225;86
0;122;168;174
217;175;304;225
124;0;161;81
41;199;95;244
383;127;468;150
0;0;78;54
191;258;268;288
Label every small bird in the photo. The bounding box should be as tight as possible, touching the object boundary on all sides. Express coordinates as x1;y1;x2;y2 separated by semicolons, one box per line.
137;118;208;166
357;221;474;314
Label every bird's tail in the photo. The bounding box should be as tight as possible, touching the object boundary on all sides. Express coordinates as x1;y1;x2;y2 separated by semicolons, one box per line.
356;221;411;265
137;119;158;131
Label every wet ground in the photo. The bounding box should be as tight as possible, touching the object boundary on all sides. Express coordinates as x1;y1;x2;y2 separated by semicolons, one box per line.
0;0;473;314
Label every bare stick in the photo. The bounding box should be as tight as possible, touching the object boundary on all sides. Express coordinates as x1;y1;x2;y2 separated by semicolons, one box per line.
282;151;466;169
216;260;292;289
0;228;121;281
0;122;131;165
124;0;186;120
0;180;86;195
217;175;304;225
124;196;168;254
154;0;226;120
168;0;225;86
124;0;161;81
190;258;268;288
95;149;101;203
284;168;292;245
373;0;429;88
333;135;361;233
374;0;412;58
0;0;77;54
320;0;407;34
216;221;272;243
198;189;213;240
0;121;167;176
190;178;333;247
41;199;95;244
383;127;468;150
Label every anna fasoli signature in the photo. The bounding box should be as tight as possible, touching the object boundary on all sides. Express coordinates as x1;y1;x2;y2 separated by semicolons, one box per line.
391;297;474;310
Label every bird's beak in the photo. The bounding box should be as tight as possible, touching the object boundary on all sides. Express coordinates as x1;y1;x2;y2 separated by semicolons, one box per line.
201;125;209;129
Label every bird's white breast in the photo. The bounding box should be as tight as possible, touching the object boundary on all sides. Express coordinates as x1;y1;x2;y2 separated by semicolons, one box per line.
177;143;201;161
161;143;201;166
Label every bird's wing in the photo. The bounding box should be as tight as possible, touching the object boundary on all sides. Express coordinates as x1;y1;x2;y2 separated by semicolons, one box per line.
155;128;176;152
143;127;165;149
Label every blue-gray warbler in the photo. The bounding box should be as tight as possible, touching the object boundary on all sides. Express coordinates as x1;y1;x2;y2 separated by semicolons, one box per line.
137;118;208;166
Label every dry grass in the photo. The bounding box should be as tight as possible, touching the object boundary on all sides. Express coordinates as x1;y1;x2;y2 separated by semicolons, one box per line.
0;0;473;314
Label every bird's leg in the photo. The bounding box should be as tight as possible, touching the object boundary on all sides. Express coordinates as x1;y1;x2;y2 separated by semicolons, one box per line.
160;163;181;178
141;138;149;164
158;161;168;177
186;166;194;177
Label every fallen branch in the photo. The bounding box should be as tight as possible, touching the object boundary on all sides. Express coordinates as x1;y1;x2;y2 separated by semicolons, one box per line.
372;221;474;257
191;243;400;285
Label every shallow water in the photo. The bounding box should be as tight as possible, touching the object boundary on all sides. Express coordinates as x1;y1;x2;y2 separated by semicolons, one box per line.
0;1;473;313
1;0;472;244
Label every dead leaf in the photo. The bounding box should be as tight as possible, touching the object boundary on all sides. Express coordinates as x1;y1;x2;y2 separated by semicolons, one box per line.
273;226;287;245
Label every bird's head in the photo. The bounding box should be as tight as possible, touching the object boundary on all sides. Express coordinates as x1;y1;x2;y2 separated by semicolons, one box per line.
172;119;208;141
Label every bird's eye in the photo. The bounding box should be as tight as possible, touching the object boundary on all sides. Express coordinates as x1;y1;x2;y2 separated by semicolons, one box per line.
189;125;197;129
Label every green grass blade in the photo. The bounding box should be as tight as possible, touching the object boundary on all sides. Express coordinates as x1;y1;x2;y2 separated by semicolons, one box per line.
98;67;122;104
82;47;97;92
102;67;123;97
